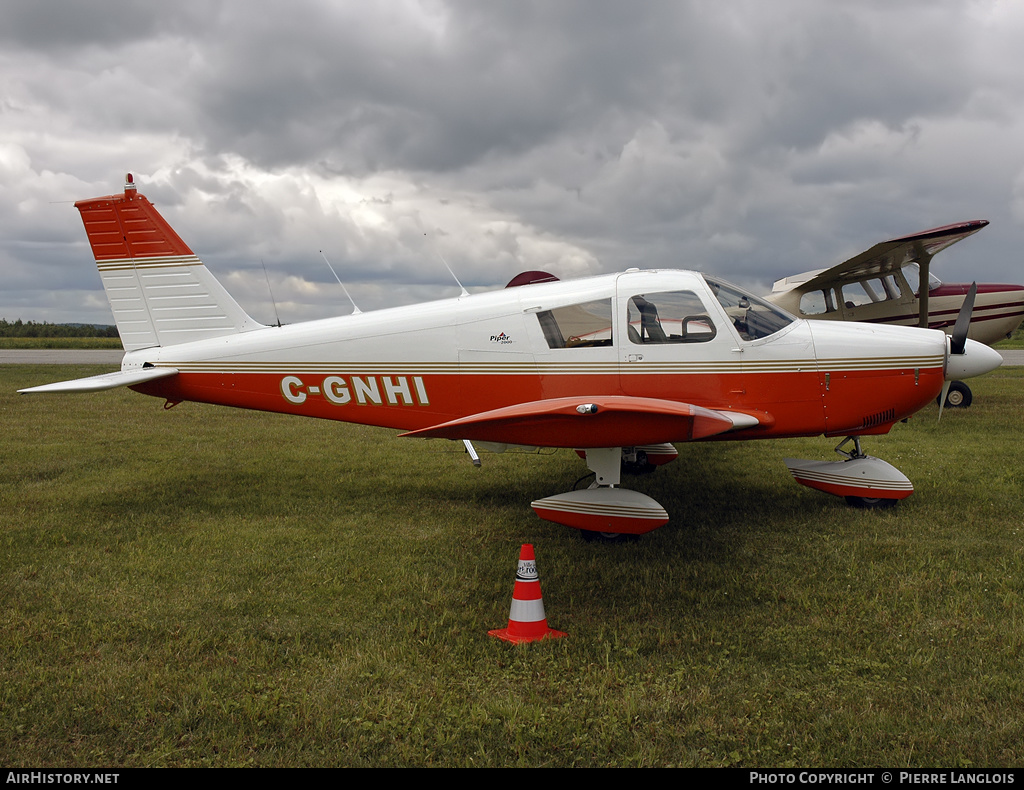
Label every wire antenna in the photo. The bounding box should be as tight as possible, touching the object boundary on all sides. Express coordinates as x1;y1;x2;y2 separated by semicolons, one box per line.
260;259;282;327
319;251;362;315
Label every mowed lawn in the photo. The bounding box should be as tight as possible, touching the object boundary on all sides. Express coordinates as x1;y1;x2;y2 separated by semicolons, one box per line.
2;365;1022;767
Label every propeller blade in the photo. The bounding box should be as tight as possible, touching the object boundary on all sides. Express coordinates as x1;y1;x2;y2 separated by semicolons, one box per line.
950;282;977;355
937;381;951;422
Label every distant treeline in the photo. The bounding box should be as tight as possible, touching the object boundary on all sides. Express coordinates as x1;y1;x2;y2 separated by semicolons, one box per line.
0;319;119;338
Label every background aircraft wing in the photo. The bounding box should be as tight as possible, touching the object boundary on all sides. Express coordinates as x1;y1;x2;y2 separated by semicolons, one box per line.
795;220;988;293
400;395;761;448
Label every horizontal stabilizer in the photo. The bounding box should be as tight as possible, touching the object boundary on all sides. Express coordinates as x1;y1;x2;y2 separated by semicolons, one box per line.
400;395;759;448
18;367;178;394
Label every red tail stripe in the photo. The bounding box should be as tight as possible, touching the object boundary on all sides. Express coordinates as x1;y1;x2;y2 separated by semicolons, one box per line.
75;193;194;261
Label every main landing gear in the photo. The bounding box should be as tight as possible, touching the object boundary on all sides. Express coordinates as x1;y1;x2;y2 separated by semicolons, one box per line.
531;447;672;537
784;436;913;509
532;437;914;538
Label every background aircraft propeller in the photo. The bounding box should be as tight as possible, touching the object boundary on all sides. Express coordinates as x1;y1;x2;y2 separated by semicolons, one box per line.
939;281;978;419
949;281;977;355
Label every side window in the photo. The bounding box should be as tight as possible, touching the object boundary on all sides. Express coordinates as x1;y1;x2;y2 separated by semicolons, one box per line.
626;291;717;344
840;281;875;308
799;289;835;316
841;279;892;309
536;299;613;349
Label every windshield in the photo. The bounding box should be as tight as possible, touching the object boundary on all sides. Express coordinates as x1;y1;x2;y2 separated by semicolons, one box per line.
901;263;943;296
703;277;795;341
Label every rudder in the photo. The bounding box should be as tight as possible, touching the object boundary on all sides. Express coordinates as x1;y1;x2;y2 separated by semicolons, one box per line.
76;174;264;351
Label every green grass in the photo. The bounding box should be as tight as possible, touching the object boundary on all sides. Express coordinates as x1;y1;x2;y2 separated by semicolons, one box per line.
994;328;1023;350
0;337;123;350
2;365;1023;767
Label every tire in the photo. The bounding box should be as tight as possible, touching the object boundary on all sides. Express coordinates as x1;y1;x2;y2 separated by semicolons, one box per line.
844;496;899;510
938;381;972;409
580;530;635;542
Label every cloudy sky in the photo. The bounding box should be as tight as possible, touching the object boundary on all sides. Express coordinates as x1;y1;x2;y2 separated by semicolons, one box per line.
3;0;1023;326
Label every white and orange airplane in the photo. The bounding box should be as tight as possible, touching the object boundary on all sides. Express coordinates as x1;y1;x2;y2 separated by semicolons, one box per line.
20;176;1003;537
766;221;1024;408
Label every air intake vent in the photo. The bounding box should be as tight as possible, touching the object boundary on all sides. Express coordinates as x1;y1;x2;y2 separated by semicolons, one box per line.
863;408;895;429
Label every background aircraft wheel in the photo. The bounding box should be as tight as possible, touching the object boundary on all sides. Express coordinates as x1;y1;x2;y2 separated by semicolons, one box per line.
844;496;899;510
938;381;972;409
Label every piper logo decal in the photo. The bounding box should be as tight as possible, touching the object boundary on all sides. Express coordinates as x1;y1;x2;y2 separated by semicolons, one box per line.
490;332;513;345
281;375;429;406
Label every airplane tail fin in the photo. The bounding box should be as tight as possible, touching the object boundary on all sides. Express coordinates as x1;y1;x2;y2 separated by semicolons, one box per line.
76;174;264;351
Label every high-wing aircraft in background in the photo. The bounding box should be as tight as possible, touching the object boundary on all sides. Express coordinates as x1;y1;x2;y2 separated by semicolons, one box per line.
20;176;1003;537
766;221;1024;408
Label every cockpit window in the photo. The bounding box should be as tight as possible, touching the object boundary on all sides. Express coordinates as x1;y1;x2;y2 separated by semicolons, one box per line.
626;291;717;344
536;299;613;349
901;263;942;297
705;278;794;341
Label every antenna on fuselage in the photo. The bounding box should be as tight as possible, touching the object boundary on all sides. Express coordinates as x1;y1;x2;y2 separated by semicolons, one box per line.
424;232;469;297
260;259;282;327
319;251;362;315
438;252;469;297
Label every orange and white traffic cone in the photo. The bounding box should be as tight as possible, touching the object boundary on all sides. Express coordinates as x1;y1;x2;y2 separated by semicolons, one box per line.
489;544;567;644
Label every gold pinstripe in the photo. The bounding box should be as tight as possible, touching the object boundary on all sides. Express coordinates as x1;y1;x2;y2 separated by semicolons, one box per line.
148;355;944;376
532;500;668;518
96;256;201;271
788;469;913;492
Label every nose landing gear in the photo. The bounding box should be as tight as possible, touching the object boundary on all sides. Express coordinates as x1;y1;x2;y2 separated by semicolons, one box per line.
784;436;913;508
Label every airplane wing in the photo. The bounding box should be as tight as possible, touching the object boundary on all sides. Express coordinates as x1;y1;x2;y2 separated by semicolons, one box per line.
400;395;762;448
787;220;989;293
18;367;179;394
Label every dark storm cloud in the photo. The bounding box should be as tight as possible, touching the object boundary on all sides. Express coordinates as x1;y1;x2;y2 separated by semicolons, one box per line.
186;2;607;173
0;0;180;49
2;0;1023;324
